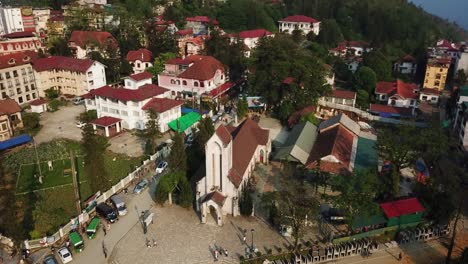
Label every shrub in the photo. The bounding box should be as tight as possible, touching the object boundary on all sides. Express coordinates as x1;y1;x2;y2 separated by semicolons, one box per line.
48;99;63;112
44;88;59;100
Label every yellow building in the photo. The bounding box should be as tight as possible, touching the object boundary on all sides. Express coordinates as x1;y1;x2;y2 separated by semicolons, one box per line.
423;57;451;91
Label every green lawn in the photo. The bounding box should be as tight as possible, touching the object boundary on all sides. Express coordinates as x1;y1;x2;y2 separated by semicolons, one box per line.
17;153;143;198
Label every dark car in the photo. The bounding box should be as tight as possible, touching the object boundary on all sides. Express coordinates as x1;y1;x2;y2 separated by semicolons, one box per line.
96;203;118;223
43;254;59;264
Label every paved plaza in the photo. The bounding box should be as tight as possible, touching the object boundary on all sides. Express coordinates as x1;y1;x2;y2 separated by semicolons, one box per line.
34;104;85;143
110;206;288;264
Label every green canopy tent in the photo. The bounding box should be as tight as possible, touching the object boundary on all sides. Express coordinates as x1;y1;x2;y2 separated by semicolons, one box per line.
168;112;201;133
69;232;84;252
86;217;100;239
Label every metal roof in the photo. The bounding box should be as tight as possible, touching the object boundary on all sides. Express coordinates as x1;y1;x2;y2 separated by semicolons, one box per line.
274;121;317;165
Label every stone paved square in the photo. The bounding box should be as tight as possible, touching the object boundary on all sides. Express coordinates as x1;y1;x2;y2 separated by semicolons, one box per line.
111;205;289;264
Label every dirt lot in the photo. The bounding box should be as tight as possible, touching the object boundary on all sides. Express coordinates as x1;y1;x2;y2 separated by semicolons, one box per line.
34;104;85;143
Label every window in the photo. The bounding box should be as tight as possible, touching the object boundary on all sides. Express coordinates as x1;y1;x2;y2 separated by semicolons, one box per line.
13;71;18;77
21;69;26;75
422;96;427;100
7;81;12;88
15;80;20;86
0;83;4;90
1;122;7;131
133;102;139;106
170;79;176;84
121;111;128;116
5;72;10;79
16;88;21;94
137;63;140;68
182;80;187;86
31;84;35;90
23;77;28;83
0;73;3;80
133;111;140;116
194;82;199;87
32;93;36;99
87;71;93;77
176;80;180;85
200;82;204;87
102;107;108;112
89;80;94;85
1;92;6;98
18;96;23;103
26;94;30;100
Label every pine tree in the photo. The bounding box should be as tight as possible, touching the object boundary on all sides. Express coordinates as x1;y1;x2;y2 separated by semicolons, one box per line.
168;132;187;173
140;109;161;155
82;124;110;193
178;177;193;208
239;183;253;216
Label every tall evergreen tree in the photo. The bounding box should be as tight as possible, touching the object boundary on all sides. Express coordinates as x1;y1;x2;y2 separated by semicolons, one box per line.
82;124;111;193
139;109;161;155
168;132;187;173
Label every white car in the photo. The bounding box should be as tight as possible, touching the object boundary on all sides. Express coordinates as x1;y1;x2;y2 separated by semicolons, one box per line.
155;161;168;174
76;121;86;128
58;247;73;263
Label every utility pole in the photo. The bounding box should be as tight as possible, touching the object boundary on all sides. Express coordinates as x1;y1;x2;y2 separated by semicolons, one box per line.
33;137;43;181
70;151;81;215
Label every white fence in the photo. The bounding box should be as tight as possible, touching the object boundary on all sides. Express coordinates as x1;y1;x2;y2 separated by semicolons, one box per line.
318;99;429;127
24;148;170;250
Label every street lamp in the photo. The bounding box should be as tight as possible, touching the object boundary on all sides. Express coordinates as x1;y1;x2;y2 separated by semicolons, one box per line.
251;228;255;251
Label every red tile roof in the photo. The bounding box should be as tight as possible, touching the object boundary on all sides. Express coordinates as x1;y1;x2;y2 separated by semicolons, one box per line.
228;118;269;188
209;82;234;97
178;55;224;81
380;198;425;218
375;80;418;99
306;125;354;173
307;160;350;175
420;88;440;95
29;99;47;106
0;99;21;115
69;31;118;49
201;191;226;206
216;125;232;145
81;93;94;99
185;16;218;25
283;77;294;84
369;104;413;116
90;116;121;127
32;56;95;73
90;84;168;102
126;48;152;62
280;15;319;23
176;29;193;36
129;71;153;81
400;54;416;63
0;51;37;70
234;29;273;39
3;31;35;38
141;98;183;113
331;90;356;100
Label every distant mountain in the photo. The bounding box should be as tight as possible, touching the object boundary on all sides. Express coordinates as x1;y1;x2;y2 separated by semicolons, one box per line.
409;0;468;31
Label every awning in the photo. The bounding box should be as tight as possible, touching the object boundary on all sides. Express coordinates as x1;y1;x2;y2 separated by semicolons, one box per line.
0;134;32;151
168;112;201;133
90;116;121;127
209;82;234;98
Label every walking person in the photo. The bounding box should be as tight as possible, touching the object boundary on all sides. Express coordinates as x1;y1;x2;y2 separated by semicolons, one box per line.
398;252;402;261
214;249;218;262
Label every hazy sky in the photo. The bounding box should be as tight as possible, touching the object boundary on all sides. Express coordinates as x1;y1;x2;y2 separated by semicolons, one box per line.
409;0;468;30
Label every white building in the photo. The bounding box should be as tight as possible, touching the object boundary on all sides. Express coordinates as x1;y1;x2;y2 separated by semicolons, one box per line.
84;72;183;133
196;118;271;226
32;8;51;33
329;41;372;57
0;31;44;56
457;50;468;76
126;49;153;74
33;56;106;97
375;79;419;108
0;7;24;35
419;88;440;104
0;51;39;105
78;0;108;5
394;54;418;75
229;29;273;57
278;15;320;36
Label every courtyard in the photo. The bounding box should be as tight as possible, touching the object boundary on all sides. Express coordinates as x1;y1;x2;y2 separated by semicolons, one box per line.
110;206;289;264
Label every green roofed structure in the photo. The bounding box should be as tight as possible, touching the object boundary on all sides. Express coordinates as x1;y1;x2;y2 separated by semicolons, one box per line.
168;112;201;133
274;121;317;165
354;137;378;171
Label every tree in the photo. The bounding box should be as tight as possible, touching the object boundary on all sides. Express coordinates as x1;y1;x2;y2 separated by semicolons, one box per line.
79;110;97;123
354;66;377;94
237;95;249;119
138;109;161;155
291;29;305;44
363;50;392;81
48;37;72;56
239;183;253;216
455;69;467;86
21;112;41;135
146;27;178;56
327;170;380;231
356;89;370;108
81;124;111;193
155;171;181;204
177;176;193;208
146;52;177;76
275;173;318;250
167;132;187;173
187;117;215;177
317;19;344;48
44;88;59;100
300;112;319;126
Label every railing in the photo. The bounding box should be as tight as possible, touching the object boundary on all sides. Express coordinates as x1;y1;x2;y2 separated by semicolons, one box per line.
23;149;168;250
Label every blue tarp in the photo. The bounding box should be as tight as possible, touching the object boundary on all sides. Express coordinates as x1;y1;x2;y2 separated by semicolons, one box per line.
0;134;32;151
181;107;209;115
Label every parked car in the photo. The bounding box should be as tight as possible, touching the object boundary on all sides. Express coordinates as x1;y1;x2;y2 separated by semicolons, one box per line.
184;134;194;146
75;121;86;128
133;179;148;194
155;161;168;174
96;203;118;223
111;194;127;216
57;247;73;264
73;97;84;105
43;254;59;264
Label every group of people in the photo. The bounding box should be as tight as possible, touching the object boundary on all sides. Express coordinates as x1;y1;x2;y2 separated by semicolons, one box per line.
213;246;228;261
146;238;157;248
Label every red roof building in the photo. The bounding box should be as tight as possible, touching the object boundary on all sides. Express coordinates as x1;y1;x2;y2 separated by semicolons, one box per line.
380;198;425;218
68;31;118;59
126;49;152;63
142;98;184;113
0;98;21;115
375;80;419;108
32;56;95;73
0;51;37;70
279;15;321;36
90;84;168;102
369;104;414;117
280;15;319;23
129;71;153;82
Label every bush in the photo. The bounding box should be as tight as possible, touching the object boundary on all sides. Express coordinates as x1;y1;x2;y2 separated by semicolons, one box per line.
21;112;41;135
48;99;63;112
79;110;97;122
239;183;253;216
44;88;59;100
